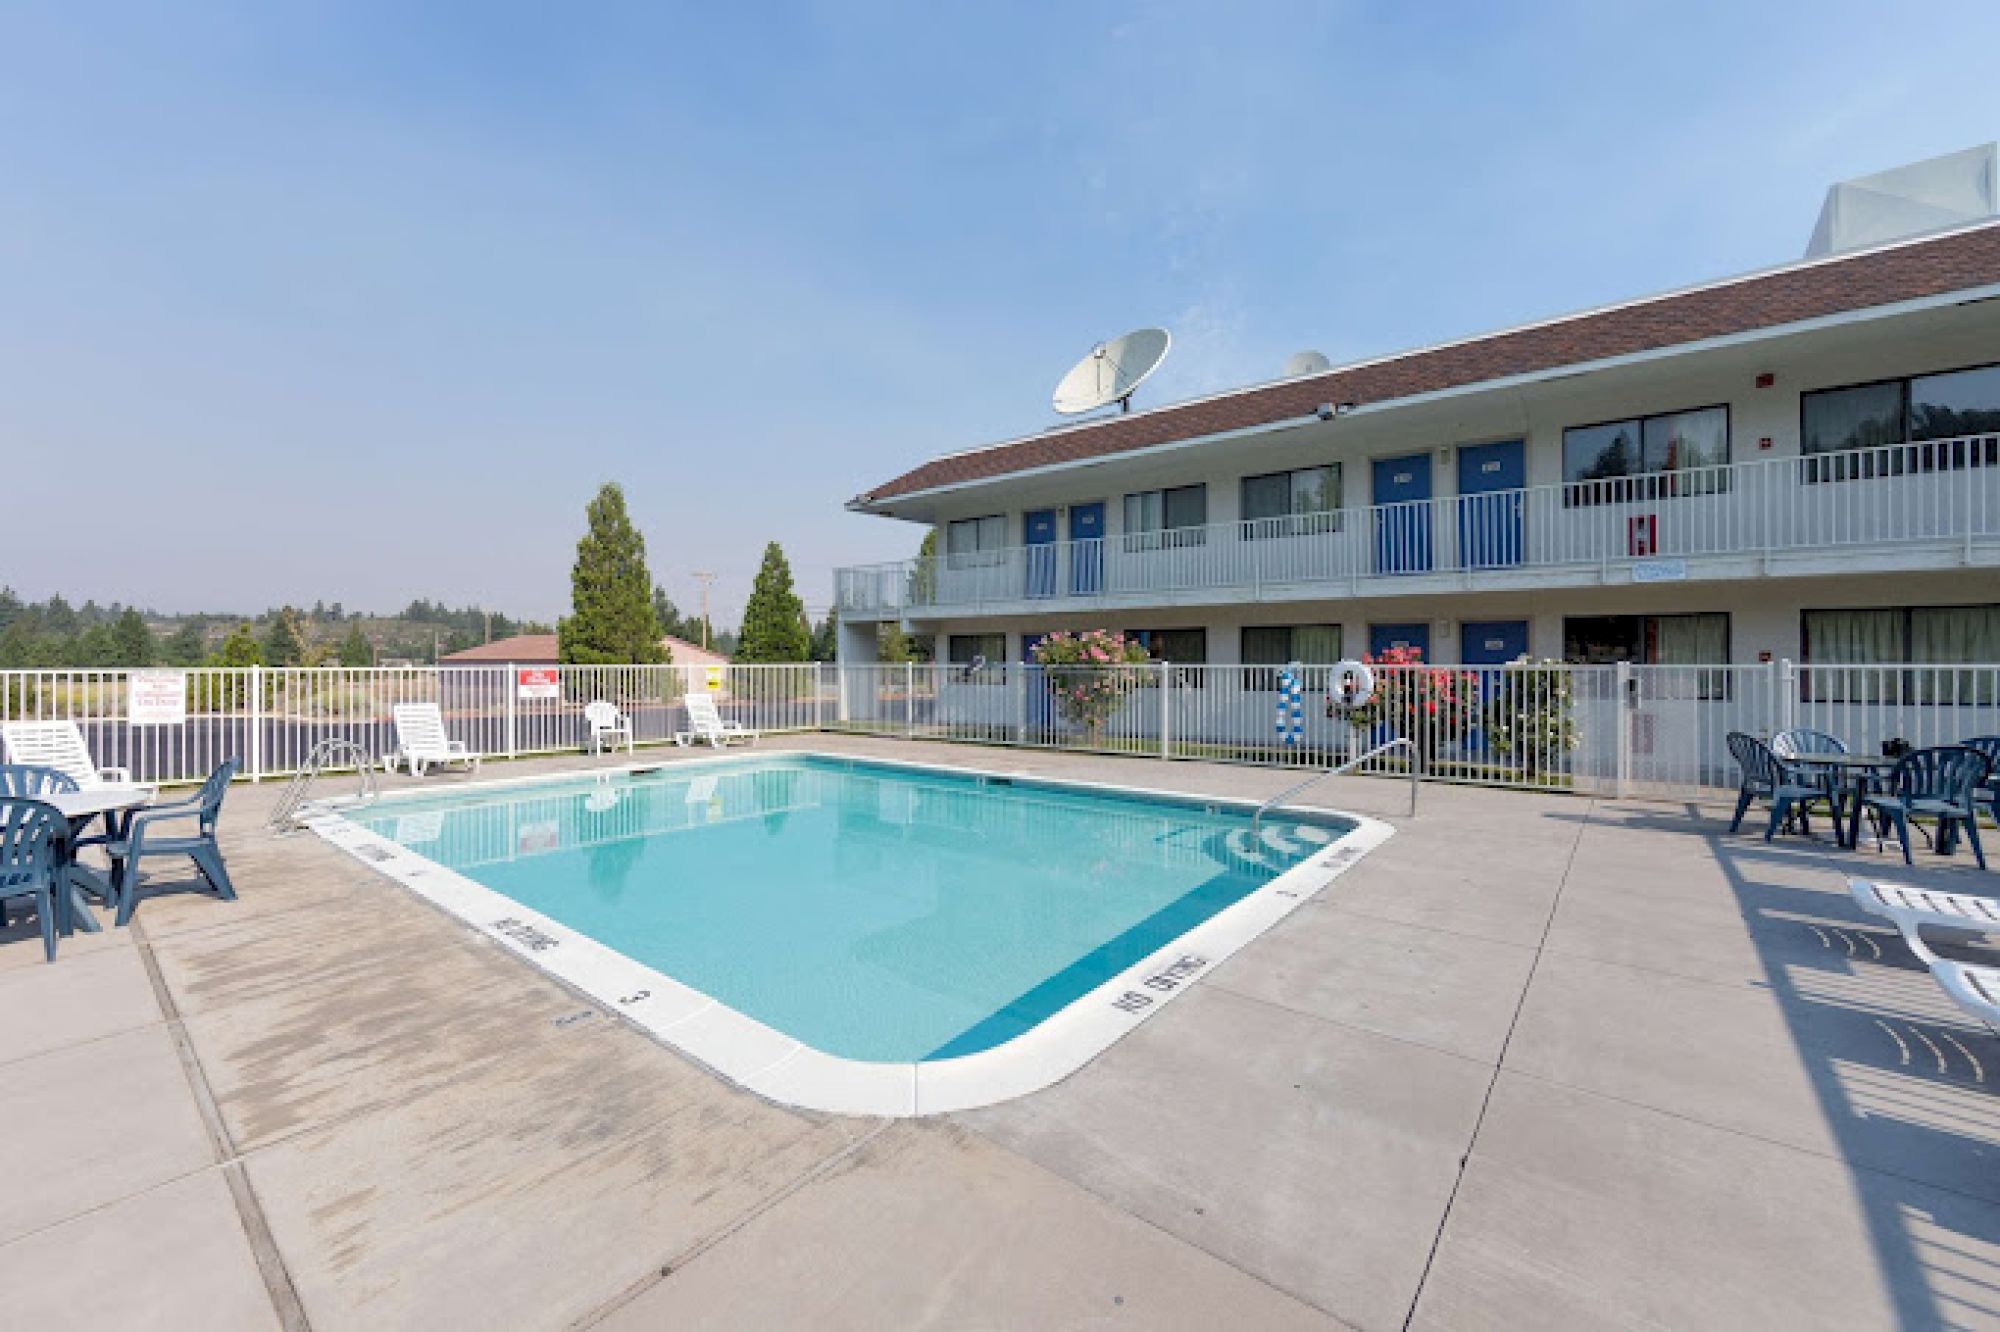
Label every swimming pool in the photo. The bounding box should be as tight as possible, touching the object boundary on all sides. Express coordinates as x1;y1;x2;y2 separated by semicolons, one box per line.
314;753;1389;1114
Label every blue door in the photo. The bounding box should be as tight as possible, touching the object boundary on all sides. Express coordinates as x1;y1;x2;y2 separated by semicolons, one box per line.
1069;502;1105;594
1024;509;1057;598
1457;439;1525;568
1369;622;1431;660
1460;620;1529;665
1460;620;1529;755
1372;453;1433;574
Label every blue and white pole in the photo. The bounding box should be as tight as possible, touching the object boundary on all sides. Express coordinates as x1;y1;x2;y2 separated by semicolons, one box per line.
1275;662;1305;748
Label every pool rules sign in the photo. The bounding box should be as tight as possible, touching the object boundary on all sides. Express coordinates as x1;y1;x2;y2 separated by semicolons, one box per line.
128;670;187;726
517;668;560;701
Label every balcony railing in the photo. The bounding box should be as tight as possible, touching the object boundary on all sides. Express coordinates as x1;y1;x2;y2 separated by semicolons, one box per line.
835;434;2000;615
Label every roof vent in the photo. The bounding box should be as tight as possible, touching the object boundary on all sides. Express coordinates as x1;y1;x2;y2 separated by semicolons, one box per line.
1807;143;1999;258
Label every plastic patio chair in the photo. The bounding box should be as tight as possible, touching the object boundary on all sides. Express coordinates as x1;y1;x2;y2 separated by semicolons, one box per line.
583;699;635;755
1772;727;1849;810
1964;736;2000;823
0;797;68;962
1860;745;1991;870
0;764;80;798
1726;732;1832;840
106;759;240;926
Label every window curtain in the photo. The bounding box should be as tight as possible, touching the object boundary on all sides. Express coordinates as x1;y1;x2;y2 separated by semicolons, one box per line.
1802;608;1904;703
1912;606;2000;704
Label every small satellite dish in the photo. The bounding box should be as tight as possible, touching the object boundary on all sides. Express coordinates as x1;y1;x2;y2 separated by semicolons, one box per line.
1052;327;1171;415
1282;350;1332;378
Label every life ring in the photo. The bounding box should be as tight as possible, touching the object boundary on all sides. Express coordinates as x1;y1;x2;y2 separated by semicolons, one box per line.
1329;659;1375;708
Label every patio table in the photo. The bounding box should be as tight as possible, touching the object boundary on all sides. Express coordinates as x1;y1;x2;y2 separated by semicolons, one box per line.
1782;753;1901;850
41;785;154;935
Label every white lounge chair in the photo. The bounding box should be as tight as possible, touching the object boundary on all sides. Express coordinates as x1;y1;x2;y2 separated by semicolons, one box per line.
584;699;634;755
389;703;482;776
2;720;133;788
675;693;758;748
1848;877;2000;964
1932;959;2000;1033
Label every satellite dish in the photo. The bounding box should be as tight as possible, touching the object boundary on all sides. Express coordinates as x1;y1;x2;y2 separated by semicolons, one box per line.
1282;350;1332;378
1052;327;1171;415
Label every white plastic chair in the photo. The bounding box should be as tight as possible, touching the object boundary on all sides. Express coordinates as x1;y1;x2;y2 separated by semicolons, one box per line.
389;703;482;776
675;693;758;748
584;699;634;755
1;720;133;788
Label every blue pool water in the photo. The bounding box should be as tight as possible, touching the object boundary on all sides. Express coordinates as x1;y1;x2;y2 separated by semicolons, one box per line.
354;756;1346;1063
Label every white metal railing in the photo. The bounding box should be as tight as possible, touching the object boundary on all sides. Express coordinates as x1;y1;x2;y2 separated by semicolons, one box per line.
5;658;1997;800
822;659;2000;799
0;663;827;786
834;433;2000;614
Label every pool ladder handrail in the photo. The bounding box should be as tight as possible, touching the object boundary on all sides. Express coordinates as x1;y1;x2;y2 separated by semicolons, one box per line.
1251;737;1417;832
267;738;381;834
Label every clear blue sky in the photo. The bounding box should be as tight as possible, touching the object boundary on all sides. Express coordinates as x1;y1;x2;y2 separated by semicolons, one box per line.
3;1;1995;626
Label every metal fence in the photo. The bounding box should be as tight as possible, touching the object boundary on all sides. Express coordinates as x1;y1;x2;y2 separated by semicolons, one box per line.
823;659;2000;798
5;659;1998;798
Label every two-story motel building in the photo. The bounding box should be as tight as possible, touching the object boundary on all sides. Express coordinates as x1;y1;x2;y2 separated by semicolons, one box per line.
834;153;2000;679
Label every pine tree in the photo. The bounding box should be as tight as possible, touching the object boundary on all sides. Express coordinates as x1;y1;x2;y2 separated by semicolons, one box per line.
558;483;666;664
110;609;153;667
215;623;262;667
736;542;811;662
809;612;838;662
337;623;373;667
262;607;306;666
165;621;207;666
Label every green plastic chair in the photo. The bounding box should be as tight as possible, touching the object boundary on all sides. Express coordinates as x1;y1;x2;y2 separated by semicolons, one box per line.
106;759;239;926
0;797;68;962
1861;746;1991;870
1726;732;1832;840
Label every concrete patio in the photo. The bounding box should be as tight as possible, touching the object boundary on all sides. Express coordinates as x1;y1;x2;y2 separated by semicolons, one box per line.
3;736;1997;1330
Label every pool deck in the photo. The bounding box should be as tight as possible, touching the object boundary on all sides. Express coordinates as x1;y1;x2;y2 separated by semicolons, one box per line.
3;735;1997;1330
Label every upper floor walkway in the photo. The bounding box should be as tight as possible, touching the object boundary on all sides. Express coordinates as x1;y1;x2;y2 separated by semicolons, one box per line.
836;434;2000;620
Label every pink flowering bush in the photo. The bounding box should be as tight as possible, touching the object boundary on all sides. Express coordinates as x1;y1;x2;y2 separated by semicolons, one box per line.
1345;644;1478;769
1029;629;1153;740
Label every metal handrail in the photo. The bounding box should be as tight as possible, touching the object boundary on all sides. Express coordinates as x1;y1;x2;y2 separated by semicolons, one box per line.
1252;737;1417;831
267;738;380;834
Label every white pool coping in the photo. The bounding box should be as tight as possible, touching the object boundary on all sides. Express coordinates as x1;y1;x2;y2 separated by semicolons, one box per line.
306;750;1394;1117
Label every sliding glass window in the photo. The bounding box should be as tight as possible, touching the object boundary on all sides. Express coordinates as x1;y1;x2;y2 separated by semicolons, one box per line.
1562;405;1729;505
1122;485;1207;550
1241;465;1341;538
1800;362;2000;481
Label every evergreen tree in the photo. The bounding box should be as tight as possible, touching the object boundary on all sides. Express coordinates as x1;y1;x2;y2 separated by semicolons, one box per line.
558;483;666;664
261;608;306;666
215;623;262;667
736;542;811;662
110;609;154;667
651;585;691;642
165;621;207;666
809;612;839;663
337;622;373;666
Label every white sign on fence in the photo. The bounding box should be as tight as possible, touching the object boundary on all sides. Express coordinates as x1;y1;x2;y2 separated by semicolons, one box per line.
517;668;560;701
127;670;187;726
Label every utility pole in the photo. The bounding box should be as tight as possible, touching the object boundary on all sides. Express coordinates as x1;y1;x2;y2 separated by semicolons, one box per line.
691;571;717;650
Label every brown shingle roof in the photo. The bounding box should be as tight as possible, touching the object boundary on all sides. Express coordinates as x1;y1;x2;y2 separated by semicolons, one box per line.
857;222;2000;504
440;632;731;665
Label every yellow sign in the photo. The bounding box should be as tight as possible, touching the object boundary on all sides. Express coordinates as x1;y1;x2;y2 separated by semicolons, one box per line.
704;665;725;692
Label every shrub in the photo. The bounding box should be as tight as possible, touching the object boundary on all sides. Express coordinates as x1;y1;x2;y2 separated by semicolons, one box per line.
1344;644;1478;769
1483;656;1579;777
1029;630;1152;741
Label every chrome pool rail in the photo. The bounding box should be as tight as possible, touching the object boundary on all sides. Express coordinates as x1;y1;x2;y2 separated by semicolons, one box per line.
267;737;380;833
1252;736;1417;832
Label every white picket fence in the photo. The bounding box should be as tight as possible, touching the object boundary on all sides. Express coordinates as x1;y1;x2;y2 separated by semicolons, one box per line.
3;660;1997;798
